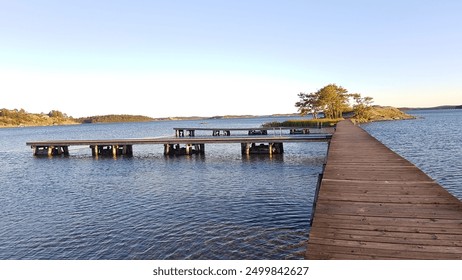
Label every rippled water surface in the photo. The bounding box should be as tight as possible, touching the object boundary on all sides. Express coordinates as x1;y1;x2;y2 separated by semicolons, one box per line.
0;117;327;259
3;110;459;260
363;109;462;200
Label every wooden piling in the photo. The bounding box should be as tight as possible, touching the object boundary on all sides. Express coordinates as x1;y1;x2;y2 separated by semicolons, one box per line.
122;145;133;156
241;143;250;155
62;146;69;156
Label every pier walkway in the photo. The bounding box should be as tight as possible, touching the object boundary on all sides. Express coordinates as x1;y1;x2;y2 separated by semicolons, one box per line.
306;120;462;259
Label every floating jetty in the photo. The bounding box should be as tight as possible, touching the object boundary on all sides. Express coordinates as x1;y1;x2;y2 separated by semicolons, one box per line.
26;127;332;157
306;120;462;260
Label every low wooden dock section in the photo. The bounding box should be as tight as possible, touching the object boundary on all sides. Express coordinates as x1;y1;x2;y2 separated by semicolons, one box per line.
26;134;331;157
306;120;462;259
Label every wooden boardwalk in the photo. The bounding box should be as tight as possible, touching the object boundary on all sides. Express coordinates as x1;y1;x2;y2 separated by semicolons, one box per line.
306;120;462;260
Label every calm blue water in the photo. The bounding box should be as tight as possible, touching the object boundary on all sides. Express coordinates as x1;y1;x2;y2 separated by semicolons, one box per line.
363;109;462;200
0;116;327;260
1;110;460;260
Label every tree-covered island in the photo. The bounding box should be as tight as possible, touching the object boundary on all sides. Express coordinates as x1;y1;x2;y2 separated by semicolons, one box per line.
0;109;155;128
264;84;415;128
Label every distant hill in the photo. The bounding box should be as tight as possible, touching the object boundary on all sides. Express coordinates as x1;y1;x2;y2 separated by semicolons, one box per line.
76;114;155;124
0;108;157;128
399;105;462;111
0;108;78;127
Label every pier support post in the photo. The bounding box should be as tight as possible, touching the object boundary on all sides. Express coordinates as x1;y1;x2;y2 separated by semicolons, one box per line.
241;143;251;155
185;144;192;155
278;143;284;153
62;146;70;156
32;146;50;156
164;144;171;155
197;144;205;154
122;145;133;156
241;142;283;155
91;145;99;157
164;143;205;156
32;145;70;157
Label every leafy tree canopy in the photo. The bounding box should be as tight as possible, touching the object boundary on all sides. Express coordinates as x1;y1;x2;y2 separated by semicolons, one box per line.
295;84;373;120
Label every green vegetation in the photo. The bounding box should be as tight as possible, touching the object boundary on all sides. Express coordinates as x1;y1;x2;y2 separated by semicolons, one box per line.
294;83;414;123
263;118;340;128
295;83;374;120
0;108;156;128
0;108;77;127
357;106;415;123
295;84;353;119
76;114;154;123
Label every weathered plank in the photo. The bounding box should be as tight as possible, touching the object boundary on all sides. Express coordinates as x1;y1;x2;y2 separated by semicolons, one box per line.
306;120;462;260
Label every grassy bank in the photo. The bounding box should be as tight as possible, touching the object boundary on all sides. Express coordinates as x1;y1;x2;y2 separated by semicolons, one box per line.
262;118;341;128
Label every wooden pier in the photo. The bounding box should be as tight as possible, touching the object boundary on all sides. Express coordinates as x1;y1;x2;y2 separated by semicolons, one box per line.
26;133;331;157
173;127;313;137
306;120;462;259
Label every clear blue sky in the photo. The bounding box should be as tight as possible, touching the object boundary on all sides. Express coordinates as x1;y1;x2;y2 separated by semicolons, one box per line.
1;0;461;117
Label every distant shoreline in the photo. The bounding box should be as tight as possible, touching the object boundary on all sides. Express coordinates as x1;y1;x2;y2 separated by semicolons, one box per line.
399;105;462;111
1;107;460;129
0;111;300;129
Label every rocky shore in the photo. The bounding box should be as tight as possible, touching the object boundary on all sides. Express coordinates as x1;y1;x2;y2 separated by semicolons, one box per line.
352;106;415;123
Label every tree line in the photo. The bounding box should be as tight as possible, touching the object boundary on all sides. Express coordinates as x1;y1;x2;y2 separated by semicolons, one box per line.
295;84;374;121
1;108;155;126
76;114;154;123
